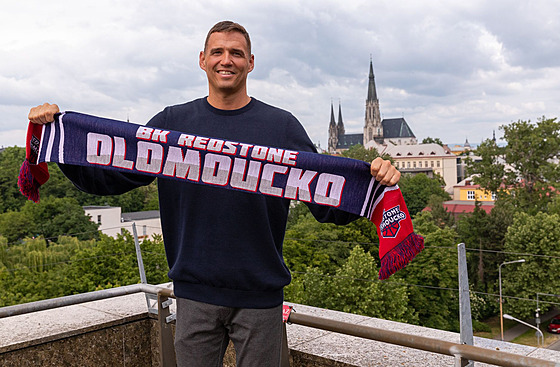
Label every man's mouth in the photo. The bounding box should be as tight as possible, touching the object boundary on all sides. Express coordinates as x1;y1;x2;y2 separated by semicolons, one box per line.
218;71;234;75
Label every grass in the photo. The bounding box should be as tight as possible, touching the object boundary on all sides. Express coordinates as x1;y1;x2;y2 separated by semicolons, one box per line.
474;315;560;348
473;315;517;339
513;329;559;348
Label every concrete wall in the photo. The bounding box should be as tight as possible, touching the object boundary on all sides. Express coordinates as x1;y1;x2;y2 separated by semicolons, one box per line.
2;289;560;366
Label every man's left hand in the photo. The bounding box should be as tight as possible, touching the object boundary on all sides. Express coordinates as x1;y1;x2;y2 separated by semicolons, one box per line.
370;157;401;186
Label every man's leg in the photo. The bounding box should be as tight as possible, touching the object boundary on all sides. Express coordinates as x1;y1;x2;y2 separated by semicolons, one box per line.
228;304;284;367
174;297;231;367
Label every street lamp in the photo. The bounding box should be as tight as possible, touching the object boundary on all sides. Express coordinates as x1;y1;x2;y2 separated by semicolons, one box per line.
503;314;543;347
499;259;526;341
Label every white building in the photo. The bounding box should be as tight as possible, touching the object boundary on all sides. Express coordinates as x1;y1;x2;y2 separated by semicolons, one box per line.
83;206;162;239
380;143;458;192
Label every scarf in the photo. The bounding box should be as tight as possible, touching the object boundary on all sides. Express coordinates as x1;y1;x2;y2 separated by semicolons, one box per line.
18;111;423;279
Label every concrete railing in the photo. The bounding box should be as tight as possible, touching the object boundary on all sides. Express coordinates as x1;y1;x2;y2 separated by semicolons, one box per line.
1;284;559;367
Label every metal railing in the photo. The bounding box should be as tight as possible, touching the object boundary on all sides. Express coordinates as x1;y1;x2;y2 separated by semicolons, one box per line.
1;284;558;367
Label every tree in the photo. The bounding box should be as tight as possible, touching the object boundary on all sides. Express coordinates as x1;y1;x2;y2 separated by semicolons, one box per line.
18;196;99;241
399;211;460;330
341;144;389;163
467;117;560;213
422;137;444;146
501;212;560;319
285;246;411;323
0;147;27;213
398;173;450;217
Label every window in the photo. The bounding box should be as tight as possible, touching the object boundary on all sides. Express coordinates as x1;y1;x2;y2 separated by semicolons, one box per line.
431;161;434;167
413;161;416;168
97;215;102;224
437;161;440;168
407;161;411;168
491;192;497;200
467;191;475;200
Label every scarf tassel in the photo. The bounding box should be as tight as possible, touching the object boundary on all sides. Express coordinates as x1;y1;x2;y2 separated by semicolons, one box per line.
378;232;424;280
18;160;49;203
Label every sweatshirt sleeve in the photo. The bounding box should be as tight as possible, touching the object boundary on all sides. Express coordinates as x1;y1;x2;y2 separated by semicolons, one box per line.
58;163;155;196
284;114;362;225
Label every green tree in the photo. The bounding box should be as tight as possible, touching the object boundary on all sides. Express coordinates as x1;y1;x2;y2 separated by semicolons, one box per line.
284;211;375;274
422;137;444;146
399;211;460;330
467;117;560;213
19;196;100;241
285;246;411;322
398;173;450;217
341;144;386;163
501;212;560;319
326;246;411;322
0;147;27;213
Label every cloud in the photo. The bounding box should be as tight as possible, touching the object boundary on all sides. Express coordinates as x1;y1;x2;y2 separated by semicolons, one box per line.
1;0;559;149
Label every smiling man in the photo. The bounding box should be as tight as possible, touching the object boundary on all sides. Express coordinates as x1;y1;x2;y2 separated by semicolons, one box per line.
28;21;400;366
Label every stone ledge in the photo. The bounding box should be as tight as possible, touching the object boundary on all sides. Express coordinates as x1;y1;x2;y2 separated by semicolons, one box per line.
2;288;560;366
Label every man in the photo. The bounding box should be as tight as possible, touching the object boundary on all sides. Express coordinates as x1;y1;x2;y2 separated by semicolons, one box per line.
29;21;400;367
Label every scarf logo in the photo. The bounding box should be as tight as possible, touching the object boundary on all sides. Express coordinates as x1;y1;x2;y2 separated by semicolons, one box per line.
380;205;406;238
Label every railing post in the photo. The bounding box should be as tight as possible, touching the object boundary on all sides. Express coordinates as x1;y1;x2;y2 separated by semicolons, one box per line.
158;290;177;367
457;243;474;367
132;223;158;313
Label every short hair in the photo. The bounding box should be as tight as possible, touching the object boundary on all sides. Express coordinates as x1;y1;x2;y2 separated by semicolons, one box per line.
204;21;252;55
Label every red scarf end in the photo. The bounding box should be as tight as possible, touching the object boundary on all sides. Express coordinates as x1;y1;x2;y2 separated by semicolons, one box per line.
378;232;424;280
18;160;49;203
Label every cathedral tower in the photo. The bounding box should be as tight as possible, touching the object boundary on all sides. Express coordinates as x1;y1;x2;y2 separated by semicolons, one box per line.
363;59;382;145
328;101;338;153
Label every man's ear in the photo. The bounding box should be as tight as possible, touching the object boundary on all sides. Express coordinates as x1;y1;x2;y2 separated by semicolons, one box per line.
199;50;207;71
248;54;255;73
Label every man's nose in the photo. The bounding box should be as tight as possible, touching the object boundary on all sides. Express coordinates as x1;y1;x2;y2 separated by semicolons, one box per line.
220;52;233;65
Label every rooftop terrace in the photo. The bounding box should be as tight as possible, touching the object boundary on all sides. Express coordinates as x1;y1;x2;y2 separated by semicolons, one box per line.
1;283;559;366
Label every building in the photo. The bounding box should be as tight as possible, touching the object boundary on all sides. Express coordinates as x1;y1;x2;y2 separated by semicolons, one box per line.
381;143;458;191
83;206;162;239
328;60;417;154
452;176;496;202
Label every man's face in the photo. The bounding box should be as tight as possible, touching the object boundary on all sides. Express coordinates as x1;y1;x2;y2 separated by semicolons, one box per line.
199;31;254;97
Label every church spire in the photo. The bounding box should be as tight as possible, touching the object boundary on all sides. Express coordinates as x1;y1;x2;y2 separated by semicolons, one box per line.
329;101;336;129
337;101;345;136
364;58;382;144
328;100;339;154
367;58;378;101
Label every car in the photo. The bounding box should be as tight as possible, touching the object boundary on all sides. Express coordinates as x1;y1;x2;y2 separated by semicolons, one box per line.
547;316;560;334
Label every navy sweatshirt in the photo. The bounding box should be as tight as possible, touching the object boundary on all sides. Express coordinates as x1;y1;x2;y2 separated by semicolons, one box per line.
59;98;359;308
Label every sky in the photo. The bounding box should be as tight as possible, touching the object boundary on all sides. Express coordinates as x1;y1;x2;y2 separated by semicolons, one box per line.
1;0;559;150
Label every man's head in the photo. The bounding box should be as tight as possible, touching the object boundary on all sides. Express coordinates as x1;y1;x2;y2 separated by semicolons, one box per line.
204;21;251;55
200;21;254;108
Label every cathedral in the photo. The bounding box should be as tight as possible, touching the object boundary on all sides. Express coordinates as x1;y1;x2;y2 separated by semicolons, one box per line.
328;60;417;154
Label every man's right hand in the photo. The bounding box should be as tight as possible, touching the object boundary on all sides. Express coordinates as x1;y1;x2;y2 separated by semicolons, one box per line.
28;103;60;125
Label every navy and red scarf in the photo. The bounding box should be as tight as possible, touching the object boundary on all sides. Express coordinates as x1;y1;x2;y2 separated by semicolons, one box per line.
18;111;423;279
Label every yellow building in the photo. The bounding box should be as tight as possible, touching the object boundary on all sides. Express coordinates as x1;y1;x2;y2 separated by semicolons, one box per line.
452;177;496;202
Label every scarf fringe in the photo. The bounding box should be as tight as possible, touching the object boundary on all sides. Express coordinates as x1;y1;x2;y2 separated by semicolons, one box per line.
18;160;42;203
378;232;424;280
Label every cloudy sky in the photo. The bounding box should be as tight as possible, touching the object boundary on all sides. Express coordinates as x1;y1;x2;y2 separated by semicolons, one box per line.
2;0;559;149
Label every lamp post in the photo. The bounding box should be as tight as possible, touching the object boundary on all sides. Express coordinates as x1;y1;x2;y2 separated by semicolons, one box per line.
503;314;544;347
499;259;525;341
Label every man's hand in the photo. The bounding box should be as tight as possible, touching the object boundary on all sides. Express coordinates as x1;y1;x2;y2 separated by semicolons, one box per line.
28;103;60;125
370;157;401;186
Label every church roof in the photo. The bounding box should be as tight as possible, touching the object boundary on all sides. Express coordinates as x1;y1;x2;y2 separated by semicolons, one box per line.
382;118;416;139
336;133;363;149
